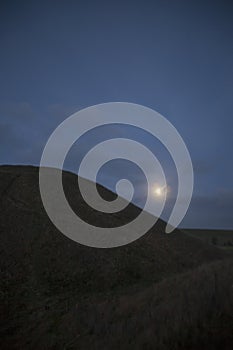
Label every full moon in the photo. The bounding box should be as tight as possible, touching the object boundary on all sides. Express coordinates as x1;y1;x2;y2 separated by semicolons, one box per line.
155;187;162;196
153;185;167;197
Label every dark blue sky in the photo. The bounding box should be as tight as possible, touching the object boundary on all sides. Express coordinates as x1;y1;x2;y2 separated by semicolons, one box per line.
1;0;233;228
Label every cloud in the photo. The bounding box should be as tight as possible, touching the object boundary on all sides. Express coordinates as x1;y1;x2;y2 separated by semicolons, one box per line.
181;191;233;229
47;104;82;123
0;102;43;164
193;159;215;174
0;102;36;122
0;102;85;165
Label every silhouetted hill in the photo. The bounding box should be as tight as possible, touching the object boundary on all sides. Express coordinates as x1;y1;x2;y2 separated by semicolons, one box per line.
183;228;233;249
0;165;232;349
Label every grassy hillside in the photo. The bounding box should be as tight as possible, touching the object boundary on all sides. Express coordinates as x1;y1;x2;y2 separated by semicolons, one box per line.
56;259;233;350
0;165;232;349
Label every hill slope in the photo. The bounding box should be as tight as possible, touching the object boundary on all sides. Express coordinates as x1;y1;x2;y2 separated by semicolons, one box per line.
0;165;231;349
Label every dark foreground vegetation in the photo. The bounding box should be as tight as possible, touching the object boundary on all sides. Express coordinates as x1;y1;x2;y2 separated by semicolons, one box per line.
0;166;232;349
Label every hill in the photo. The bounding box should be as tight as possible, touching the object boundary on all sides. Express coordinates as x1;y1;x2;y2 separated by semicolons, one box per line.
0;165;232;349
183;229;233;249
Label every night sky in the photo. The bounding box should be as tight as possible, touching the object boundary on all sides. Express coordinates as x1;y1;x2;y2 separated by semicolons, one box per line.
1;0;233;229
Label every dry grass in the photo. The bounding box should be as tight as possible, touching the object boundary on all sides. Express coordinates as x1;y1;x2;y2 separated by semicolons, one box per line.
0;166;232;349
51;259;232;350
